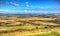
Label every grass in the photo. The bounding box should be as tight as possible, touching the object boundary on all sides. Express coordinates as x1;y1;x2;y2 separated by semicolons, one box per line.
0;15;60;36
30;31;60;36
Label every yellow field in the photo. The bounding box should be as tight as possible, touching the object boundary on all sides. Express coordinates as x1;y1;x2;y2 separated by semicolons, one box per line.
0;15;60;36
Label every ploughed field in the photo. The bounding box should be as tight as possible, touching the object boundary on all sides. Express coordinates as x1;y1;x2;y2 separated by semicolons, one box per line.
0;15;60;36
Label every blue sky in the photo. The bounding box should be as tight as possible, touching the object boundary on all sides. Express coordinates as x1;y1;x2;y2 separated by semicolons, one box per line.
0;0;60;14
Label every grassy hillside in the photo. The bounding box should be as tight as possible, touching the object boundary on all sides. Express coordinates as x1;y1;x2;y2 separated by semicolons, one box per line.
0;15;60;36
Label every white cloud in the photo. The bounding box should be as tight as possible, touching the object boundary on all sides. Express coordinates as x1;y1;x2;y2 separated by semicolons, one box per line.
25;2;32;8
26;4;29;7
25;2;29;4
0;1;19;6
0;10;9;12
25;2;30;7
0;9;60;14
10;2;19;6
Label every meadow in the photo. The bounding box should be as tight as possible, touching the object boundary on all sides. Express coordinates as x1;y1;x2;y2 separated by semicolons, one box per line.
0;14;60;36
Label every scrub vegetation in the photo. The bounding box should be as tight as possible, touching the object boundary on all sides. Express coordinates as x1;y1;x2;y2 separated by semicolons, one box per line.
0;14;60;36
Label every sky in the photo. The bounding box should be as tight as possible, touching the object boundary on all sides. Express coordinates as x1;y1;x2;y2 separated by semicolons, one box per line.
0;0;60;14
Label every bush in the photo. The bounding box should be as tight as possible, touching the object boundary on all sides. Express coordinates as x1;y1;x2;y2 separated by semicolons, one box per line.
36;27;39;29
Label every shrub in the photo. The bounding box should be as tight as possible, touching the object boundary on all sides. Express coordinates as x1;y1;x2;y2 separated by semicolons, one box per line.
36;27;39;29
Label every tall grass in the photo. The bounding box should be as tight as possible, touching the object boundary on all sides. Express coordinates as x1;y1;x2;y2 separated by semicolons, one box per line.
30;31;60;36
